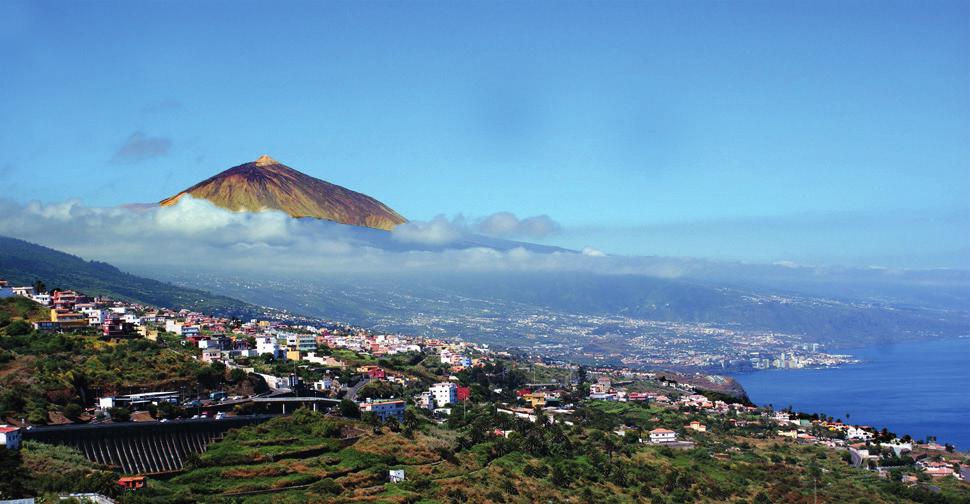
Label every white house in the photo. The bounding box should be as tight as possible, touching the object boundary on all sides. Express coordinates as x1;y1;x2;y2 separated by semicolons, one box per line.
430;382;457;408
80;307;105;326
389;469;405;483
201;349;223;363
885;441;913;457
418;391;435;410
255;336;284;359
31;293;52;306
649;428;678;444
312;377;340;393
0;425;22;450
12;286;35;298
845;426;874;441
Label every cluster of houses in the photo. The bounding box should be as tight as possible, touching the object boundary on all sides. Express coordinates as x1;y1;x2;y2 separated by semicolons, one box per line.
0;282;145;337
6;278;970;485
416;381;471;413
847;442;970;482
767;410;970;482
771;411;879;447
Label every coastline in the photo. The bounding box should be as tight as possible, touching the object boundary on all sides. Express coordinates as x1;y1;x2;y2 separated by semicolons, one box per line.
730;336;970;450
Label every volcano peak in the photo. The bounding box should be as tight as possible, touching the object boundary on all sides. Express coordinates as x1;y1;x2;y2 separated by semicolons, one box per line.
159;156;407;230
253;154;278;166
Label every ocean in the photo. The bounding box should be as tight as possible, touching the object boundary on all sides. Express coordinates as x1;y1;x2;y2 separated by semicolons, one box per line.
731;337;970;450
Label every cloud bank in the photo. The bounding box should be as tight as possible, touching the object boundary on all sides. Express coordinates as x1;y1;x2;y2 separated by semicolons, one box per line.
390;212;561;246
1;197;965;304
0;197;678;278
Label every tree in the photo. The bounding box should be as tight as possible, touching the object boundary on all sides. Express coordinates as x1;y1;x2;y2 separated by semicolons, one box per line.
403;409;419;438
551;462;572;488
339;398;360;419
195;365;223;388
64;370;90;405
0;448;27;498
156;401;184;420
363;412;381;434
33;280;46;294
228;368;248;383
63;403;83;421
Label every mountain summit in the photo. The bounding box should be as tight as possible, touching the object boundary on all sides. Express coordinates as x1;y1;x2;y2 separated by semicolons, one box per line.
159;155;407;230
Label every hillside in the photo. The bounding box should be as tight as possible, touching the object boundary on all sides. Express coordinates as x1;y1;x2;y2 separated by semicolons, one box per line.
160;155;407;230
11;404;968;503
0;235;260;317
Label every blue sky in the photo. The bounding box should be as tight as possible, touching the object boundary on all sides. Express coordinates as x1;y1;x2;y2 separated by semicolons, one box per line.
1;0;968;268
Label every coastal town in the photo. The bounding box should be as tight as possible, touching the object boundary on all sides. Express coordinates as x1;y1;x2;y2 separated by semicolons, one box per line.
3;275;969;503
170;274;863;372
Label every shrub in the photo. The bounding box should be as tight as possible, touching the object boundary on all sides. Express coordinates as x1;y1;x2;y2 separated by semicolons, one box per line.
63;403;83;421
309;477;342;495
5;320;32;336
108;407;130;422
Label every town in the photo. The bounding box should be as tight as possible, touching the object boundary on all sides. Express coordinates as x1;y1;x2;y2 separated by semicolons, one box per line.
169;274;862;373
1;277;968;503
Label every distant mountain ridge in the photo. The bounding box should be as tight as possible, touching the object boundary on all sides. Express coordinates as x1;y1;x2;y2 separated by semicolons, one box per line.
160;155;407;230
0;235;261;317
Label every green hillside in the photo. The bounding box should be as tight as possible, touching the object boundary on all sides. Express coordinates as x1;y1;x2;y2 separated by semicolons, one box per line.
0;235;259;317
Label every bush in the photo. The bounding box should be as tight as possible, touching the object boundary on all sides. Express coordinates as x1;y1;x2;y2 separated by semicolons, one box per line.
523;462;548;478
309;477;342;495
108;407;130;422
63;403;83;421
339;399;360;419
5;320;32;336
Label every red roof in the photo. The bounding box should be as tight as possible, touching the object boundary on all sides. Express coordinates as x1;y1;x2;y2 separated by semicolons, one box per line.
0;426;20;433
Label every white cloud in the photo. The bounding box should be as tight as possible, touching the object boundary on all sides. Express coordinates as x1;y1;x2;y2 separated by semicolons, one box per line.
0;197;693;279
390;215;465;245
475;212;560;239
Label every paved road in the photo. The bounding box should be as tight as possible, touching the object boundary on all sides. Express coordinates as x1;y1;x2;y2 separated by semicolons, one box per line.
345;377;371;402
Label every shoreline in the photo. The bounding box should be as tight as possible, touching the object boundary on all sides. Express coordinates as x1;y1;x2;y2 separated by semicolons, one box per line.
729;337;970;451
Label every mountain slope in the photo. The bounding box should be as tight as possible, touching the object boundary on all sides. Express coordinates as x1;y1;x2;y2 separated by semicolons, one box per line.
0;235;260;317
160;155;407;230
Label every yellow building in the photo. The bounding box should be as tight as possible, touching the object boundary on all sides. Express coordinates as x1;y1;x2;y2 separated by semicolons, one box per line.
522;392;547;408
50;309;88;330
